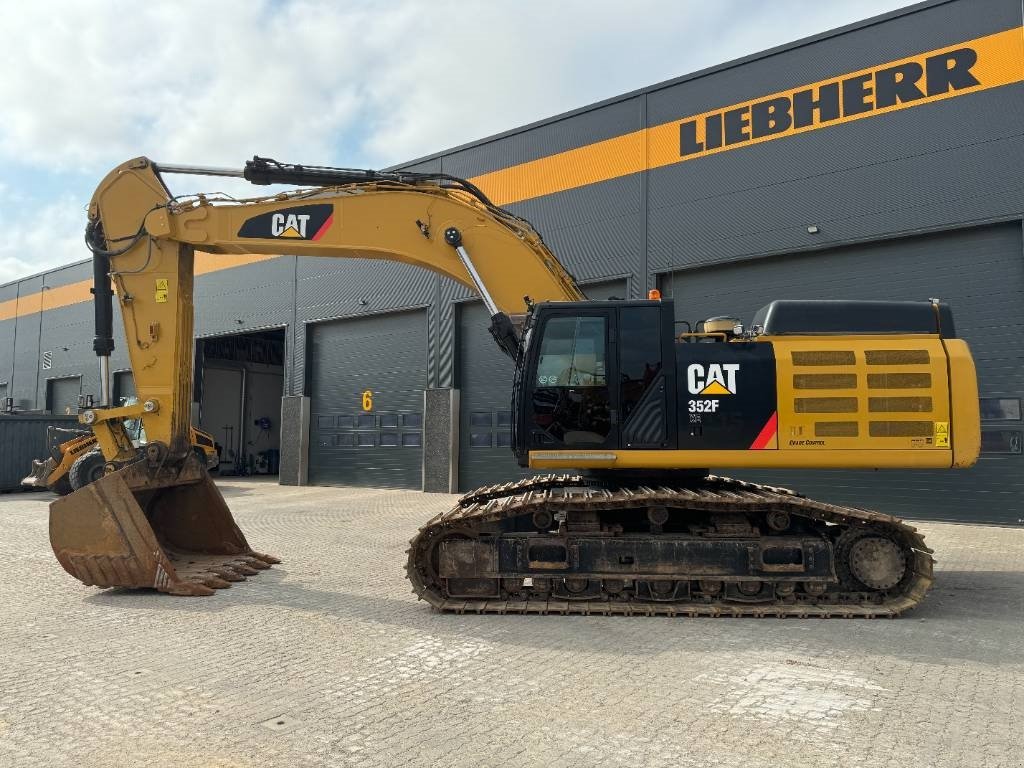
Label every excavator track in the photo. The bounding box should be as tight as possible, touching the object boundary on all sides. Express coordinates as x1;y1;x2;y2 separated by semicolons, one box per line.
406;474;934;618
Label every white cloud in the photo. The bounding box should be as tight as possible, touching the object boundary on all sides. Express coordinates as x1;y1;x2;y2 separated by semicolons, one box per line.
0;0;911;282
0;195;85;284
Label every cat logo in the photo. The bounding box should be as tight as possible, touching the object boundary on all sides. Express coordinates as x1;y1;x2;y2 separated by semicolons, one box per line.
687;363;740;396
272;213;311;238
237;203;334;241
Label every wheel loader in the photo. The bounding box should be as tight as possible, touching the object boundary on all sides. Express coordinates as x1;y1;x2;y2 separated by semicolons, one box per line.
24;421;219;496
49;155;979;614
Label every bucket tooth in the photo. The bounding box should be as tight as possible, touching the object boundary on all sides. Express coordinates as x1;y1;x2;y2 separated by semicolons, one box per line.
166;581;217;597
210;566;246;582
201;576;233;590
49;455;278;596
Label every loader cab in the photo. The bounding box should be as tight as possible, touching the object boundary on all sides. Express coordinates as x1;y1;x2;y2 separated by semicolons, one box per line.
513;300;677;465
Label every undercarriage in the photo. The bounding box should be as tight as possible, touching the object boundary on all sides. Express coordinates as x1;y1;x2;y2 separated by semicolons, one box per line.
406;475;934;618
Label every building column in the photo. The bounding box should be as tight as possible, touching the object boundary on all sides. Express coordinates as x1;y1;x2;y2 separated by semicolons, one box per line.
279;395;310;486
423;387;459;493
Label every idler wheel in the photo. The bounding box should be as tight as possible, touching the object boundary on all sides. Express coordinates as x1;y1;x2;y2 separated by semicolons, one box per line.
848;536;907;591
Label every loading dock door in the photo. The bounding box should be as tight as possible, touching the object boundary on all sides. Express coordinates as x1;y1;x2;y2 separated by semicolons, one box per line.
457;280;628;491
666;223;1024;525
46;376;81;415
308;310;427;489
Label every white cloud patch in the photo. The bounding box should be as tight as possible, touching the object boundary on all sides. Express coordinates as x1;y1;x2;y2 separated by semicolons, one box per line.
0;0;909;282
0;195;86;284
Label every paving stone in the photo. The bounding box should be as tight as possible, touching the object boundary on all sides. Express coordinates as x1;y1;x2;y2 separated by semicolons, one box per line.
0;478;1021;767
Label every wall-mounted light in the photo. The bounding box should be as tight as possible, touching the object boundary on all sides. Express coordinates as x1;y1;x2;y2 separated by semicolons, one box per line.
807;225;820;234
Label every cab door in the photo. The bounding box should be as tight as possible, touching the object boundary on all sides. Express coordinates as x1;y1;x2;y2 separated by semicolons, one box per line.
525;310;617;450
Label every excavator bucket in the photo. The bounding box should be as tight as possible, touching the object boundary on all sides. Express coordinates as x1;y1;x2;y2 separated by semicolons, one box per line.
49;454;278;596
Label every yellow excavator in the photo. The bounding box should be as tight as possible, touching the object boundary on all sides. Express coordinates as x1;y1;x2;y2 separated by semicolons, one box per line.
50;156;979;615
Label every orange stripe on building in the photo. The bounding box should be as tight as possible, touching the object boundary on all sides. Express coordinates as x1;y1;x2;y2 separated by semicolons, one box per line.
473;26;1024;205
2;27;1021;321
0;253;280;321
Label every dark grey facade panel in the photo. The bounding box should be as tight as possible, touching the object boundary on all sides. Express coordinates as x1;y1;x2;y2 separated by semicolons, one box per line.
37;260;91;290
647;87;1023;211
665;222;1024;525
307;309;427;489
647;86;1024;272
193;257;295;336
393;158;442;174
507;171;642;232
10;275;44;410
441;97;643;179
0;319;14;396
293;258;436;397
502;174;643;291
295;258;435;318
645;0;1019;125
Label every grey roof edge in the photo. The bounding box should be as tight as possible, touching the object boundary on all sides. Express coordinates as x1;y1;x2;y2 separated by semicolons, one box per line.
1;257;92;292
389;0;959;171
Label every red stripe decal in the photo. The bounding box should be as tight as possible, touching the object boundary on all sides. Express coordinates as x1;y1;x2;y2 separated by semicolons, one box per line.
311;213;334;241
749;411;778;450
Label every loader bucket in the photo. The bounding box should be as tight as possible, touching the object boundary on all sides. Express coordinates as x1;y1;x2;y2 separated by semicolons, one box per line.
49;455;279;596
22;457;56;489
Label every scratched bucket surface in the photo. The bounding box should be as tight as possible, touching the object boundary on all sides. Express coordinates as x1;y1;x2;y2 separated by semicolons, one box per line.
49;456;279;596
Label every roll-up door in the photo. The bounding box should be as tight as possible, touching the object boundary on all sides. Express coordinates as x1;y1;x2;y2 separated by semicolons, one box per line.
309;310;427;489
46;376;81;415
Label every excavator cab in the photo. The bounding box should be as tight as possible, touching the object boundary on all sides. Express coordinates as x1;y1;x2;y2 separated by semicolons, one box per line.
514;299;676;462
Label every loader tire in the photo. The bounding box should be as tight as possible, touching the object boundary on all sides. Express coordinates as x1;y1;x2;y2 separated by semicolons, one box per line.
50;474;74;496
69;451;107;491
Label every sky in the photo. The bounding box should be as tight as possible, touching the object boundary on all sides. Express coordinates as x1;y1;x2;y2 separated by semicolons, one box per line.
0;0;915;285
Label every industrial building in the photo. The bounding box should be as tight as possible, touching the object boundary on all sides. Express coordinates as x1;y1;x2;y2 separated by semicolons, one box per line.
1;0;1021;523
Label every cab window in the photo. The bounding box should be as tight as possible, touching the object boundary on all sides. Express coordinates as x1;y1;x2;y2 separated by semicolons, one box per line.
535;317;607;387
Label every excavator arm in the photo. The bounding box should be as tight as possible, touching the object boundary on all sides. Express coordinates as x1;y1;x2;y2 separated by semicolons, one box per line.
86;156;583;464
50;156;583;596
